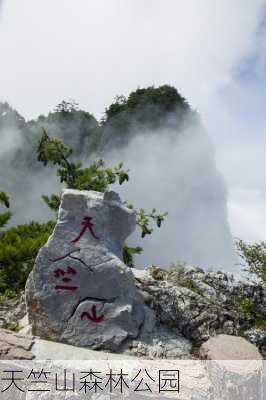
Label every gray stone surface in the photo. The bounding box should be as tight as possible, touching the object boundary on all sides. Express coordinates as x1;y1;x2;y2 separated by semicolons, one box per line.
0;293;26;330
133;266;266;346
122;305;192;359
32;336;137;360
26;189;144;351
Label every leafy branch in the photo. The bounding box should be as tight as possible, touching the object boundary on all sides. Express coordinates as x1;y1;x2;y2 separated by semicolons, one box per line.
38;130;129;211
126;203;168;238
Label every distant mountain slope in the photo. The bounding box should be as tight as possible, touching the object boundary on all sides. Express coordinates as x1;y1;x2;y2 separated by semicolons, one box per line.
0;86;236;269
100;85;194;151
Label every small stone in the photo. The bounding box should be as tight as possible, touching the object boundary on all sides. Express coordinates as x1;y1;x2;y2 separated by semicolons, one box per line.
132;268;154;285
0;341;10;357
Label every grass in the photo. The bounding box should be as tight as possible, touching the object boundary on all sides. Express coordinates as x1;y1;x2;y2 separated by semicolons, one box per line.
233;297;254;314
255;319;266;330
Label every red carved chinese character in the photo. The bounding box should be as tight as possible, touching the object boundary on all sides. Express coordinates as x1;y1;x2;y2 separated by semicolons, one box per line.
54;266;78;292
67;266;76;275
81;305;104;323
54;268;65;278
62;277;71;282
71;216;99;243
54;266;77;278
55;285;78;292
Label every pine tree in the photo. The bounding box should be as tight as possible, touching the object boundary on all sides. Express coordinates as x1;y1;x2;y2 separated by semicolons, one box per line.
37;130;167;266
0;191;11;229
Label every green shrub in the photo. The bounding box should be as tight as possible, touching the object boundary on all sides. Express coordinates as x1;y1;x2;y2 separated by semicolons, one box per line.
233;296;254;315
0;221;54;295
236;239;266;284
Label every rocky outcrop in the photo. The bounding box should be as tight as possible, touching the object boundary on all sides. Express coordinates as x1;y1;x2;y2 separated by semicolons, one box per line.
133;266;265;355
0;293;26;331
25;189;144;351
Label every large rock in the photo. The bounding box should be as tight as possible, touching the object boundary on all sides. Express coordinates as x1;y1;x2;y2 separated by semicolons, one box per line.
25;189;144;351
199;334;262;360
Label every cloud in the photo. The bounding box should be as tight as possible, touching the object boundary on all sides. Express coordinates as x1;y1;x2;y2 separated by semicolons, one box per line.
203;16;266;244
0;0;264;120
106;117;236;270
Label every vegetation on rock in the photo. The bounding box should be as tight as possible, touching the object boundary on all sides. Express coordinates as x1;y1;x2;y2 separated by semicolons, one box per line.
237;239;266;284
100;85;195;150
